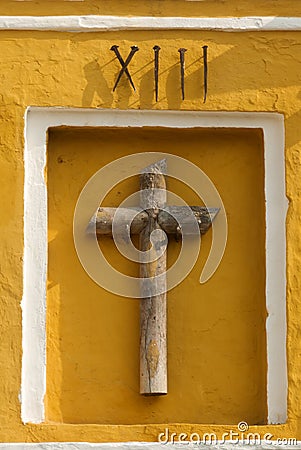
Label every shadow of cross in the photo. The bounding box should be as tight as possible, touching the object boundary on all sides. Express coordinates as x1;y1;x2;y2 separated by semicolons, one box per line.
90;159;219;395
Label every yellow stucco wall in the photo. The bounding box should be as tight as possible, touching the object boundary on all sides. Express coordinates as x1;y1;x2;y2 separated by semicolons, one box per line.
0;0;300;444
47;127;266;426
0;1;299;18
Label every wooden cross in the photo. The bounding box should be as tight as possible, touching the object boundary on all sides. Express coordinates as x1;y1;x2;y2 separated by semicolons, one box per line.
92;160;219;395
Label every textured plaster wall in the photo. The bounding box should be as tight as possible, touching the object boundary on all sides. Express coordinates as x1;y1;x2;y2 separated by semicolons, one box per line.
0;1;298;18
46;126;266;426
0;0;300;445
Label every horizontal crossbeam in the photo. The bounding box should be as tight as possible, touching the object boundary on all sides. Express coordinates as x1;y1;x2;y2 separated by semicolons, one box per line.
89;206;219;236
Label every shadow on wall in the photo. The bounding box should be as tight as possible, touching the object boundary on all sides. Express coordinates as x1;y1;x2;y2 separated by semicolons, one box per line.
82;60;113;107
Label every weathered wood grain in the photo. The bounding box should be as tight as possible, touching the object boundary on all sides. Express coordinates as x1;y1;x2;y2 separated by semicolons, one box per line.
86;159;220;397
139;160;167;395
158;206;219;236
90;206;219;236
91;207;149;235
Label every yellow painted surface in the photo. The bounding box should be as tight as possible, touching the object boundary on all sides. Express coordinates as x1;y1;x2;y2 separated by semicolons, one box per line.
47;127;266;425
0;0;301;443
0;1;299;18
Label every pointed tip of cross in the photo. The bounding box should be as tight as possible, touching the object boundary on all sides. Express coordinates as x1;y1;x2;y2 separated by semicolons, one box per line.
141;158;167;175
208;207;220;222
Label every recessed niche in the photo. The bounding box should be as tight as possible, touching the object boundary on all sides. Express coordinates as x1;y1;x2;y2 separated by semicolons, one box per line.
46;126;266;425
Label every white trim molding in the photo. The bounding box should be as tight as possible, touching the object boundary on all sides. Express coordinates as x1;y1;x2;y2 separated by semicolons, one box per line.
1;15;301;32
22;108;287;426
0;443;299;450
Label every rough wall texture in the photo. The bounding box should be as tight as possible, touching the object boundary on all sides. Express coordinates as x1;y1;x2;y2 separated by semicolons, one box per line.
0;1;299;17
46;127;266;426
0;0;300;444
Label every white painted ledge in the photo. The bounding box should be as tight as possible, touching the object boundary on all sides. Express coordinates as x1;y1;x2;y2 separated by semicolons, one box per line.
0;444;299;450
1;15;301;32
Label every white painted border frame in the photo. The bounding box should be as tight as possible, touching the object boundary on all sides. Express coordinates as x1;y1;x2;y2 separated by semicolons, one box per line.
22;108;287;426
1;15;301;32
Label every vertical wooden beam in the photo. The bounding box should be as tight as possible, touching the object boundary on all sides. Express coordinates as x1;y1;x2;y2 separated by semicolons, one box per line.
139;160;167;395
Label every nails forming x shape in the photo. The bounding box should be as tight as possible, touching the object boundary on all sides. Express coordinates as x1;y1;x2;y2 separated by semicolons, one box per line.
110;45;139;91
